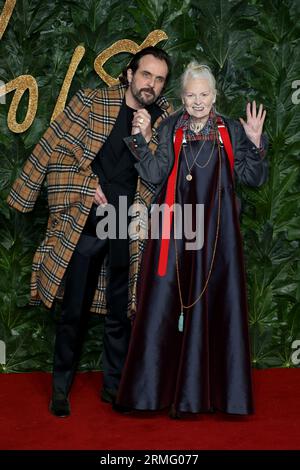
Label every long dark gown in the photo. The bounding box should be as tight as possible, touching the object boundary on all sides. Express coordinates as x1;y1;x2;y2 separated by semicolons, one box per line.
117;136;254;415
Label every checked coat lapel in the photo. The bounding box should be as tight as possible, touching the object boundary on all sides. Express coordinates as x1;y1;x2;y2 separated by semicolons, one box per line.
79;85;127;170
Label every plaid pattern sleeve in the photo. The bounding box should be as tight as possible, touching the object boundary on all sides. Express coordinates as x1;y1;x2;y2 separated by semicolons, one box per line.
7;89;89;212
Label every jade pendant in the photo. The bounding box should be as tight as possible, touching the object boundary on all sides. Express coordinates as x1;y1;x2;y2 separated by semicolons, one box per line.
178;312;184;332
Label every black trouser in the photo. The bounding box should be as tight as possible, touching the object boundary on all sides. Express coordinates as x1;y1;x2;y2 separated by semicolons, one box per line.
52;232;131;397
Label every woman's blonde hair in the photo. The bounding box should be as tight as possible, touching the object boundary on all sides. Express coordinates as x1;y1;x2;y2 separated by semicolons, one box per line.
181;61;217;98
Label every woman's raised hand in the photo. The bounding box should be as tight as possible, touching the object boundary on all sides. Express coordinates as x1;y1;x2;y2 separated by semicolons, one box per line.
240;101;266;148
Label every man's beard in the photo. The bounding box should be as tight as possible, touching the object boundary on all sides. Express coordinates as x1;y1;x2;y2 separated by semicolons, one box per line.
130;82;157;106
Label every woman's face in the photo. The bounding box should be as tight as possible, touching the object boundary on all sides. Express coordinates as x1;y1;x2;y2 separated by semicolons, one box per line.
182;77;216;122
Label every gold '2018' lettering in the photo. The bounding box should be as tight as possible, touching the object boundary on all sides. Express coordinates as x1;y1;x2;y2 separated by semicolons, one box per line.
0;0;168;133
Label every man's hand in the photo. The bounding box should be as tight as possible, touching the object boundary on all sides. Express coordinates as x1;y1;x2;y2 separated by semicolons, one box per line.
240;101;266;148
132;109;152;142
94;184;107;206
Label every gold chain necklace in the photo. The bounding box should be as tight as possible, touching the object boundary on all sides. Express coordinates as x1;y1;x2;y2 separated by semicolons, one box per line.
194;139;216;168
174;138;222;332
182;138;205;181
182;137;216;181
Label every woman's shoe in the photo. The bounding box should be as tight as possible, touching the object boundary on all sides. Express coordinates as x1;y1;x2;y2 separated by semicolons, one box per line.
112;402;133;414
169;404;181;419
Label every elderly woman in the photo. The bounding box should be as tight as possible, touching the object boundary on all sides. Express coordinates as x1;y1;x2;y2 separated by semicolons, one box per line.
116;62;267;418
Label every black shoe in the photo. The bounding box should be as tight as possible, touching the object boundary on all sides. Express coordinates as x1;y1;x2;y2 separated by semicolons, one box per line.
169;404;181;419
112;402;133;414
49;394;70;418
100;388;117;404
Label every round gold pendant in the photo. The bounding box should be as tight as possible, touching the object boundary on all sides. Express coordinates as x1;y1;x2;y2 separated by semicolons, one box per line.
186;174;192;181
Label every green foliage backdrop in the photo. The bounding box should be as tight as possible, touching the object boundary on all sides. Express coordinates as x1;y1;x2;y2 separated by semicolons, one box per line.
0;0;300;372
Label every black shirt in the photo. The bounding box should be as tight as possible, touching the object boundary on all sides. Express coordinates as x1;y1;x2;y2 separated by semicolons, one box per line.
85;98;163;266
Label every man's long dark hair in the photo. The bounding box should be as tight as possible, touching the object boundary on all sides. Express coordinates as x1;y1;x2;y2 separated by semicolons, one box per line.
119;46;171;86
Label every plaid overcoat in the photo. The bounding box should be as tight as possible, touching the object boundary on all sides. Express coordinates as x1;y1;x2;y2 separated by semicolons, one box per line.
7;84;172;315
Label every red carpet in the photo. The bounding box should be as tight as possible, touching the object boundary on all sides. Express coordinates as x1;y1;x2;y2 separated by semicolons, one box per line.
0;369;299;450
